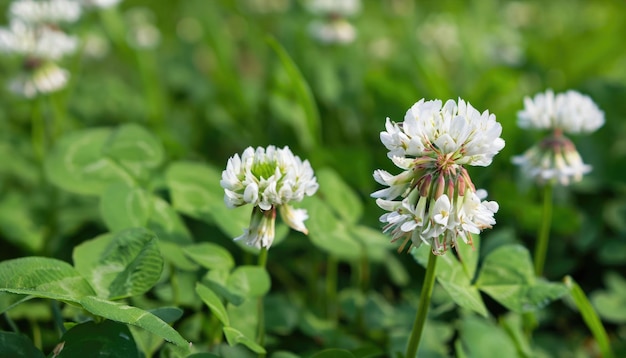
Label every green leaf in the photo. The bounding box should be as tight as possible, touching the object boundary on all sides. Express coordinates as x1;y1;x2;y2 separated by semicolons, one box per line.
264;294;299;336
203;270;244;306
159;241;199;271
44;128;134;195
412;243;488;317
79;296;189;349
196;283;230;326
223;326;266;354
0;192;45;253
350;225;394;262
100;182;151;232
0;332;45;358
310;349;355;358
457;315;518;358
266;36;320;151
0;257;96;302
475;245;567;313
150;307;184;324
227;266;271;299
73;228;164;299
183;243;235;271
566;276;616;358
148;196;193;245
499;313;535;358
55;320;138;357
316;168;363;224
101;123;164;180
302;196;362;261
166;161;250;238
591;272;626;323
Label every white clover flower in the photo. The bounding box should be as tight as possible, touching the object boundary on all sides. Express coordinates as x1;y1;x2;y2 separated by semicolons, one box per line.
517;89;605;134
9;61;69;97
9;0;82;24
306;0;361;17
0;20;78;60
308;18;356;45
373;98;504;255
79;0;122;9
221;145;318;249
513;89;604;186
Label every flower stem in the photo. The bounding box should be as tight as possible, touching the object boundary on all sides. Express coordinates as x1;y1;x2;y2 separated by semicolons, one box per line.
257;247;268;358
406;251;438;358
534;184;553;276
326;255;338;323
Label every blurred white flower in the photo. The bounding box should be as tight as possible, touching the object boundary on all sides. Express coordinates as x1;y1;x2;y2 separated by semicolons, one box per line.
9;0;82;24
512;136;591;186
517;89;605;134
306;0;361;17
308;18;356;45
513;89;603;186
221;145;318;249
0;20;78;60
373;98;504;255
80;0;122;9
125;7;161;50
9;61;69;98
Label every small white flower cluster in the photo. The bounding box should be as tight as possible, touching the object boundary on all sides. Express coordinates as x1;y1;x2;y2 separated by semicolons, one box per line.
373;98;504;255
0;0;124;97
513;89;604;186
221;146;319;249
306;0;360;45
517;89;605;134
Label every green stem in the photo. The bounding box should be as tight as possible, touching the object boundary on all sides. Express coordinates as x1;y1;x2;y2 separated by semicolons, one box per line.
565;276;615;358
48;92;65;142
3;313;19;333
406;251;438;358
31;98;45;162
534;184;553;276
51;300;65;336
325;255;338;323
257;247;268;358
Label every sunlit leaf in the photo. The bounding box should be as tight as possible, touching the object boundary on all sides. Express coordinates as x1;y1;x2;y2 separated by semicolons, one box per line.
99;182;151;232
476;245;567;313
223;326;266;354
316;168;363;224
79;296;189;349
183;242;235;271
196;283;230;326
44;128;134;195
413;243;488;317
102;123;164;180
0;257;96;303
73;228;164;299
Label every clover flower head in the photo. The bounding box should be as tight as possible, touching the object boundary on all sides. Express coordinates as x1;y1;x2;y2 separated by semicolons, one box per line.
9;0;82;25
306;0;361;17
0;20;78;60
9;61;69;98
308;18;356;45
517;89;605;134
80;0;123;9
373;98;503;255
221;145;319;249
513;89;604;186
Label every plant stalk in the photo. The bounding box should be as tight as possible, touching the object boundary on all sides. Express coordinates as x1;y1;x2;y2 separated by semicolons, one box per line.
257;247;268;358
534;184;553;276
406;251;438;358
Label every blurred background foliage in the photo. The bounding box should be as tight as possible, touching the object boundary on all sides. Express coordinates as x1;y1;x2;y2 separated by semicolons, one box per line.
1;0;626;356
